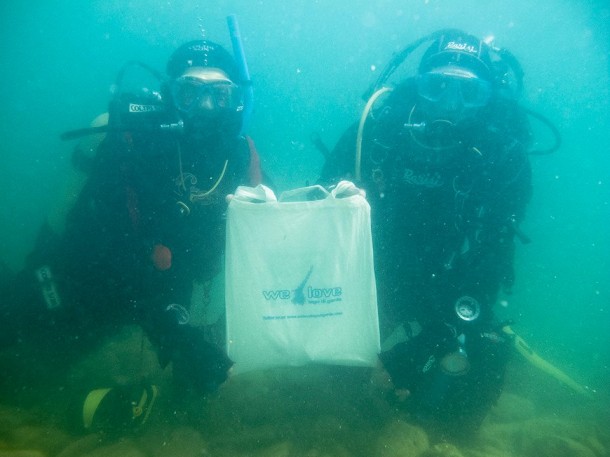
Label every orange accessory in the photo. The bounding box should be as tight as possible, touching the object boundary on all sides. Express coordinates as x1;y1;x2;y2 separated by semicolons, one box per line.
152;244;172;270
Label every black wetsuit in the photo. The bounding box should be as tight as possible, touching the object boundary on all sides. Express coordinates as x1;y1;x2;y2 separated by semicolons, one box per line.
320;79;532;434
1;123;262;397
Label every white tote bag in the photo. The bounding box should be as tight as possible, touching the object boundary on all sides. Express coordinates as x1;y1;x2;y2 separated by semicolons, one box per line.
225;181;380;374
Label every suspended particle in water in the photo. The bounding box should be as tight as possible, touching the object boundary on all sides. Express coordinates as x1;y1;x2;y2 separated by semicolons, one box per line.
197;16;207;40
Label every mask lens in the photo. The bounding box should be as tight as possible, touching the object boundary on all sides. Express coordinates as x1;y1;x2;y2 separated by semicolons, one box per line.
459;77;491;107
213;84;237;109
172;80;200;112
417;73;448;102
417;73;491;108
171;78;242;114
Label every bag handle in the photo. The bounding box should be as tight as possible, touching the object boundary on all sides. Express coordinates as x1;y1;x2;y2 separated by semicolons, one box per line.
280;181;364;202
233;184;277;203
233;181;364;204
331;180;364;199
279;185;328;202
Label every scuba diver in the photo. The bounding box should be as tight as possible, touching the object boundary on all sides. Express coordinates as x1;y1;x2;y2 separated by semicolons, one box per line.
319;29;560;437
0;22;263;433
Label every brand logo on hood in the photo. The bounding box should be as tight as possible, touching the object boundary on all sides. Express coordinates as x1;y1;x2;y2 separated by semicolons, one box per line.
445;41;478;54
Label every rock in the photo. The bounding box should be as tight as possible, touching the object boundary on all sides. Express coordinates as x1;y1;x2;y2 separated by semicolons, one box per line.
521;434;597;457
254;441;294;457
376;420;429;457
462;448;511;457
9;424;71;456
0;451;46;457
420;442;465;457
0;405;36;430
56;434;105;457
487;392;536;423
476;415;606;457
517;418;602;457
476;422;519;453
137;426;210;457
303;444;353;457
86;439;146;457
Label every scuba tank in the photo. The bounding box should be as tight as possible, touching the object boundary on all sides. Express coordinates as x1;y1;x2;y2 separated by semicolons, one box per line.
60;61;183;143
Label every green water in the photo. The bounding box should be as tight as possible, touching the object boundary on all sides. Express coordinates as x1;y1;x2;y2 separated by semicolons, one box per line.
1;1;608;455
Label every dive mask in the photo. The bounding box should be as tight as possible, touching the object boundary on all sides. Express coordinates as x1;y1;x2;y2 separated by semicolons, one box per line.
417;67;492;109
170;67;243;115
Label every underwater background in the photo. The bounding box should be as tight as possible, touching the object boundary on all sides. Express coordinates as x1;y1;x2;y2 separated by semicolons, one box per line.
1;0;609;456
